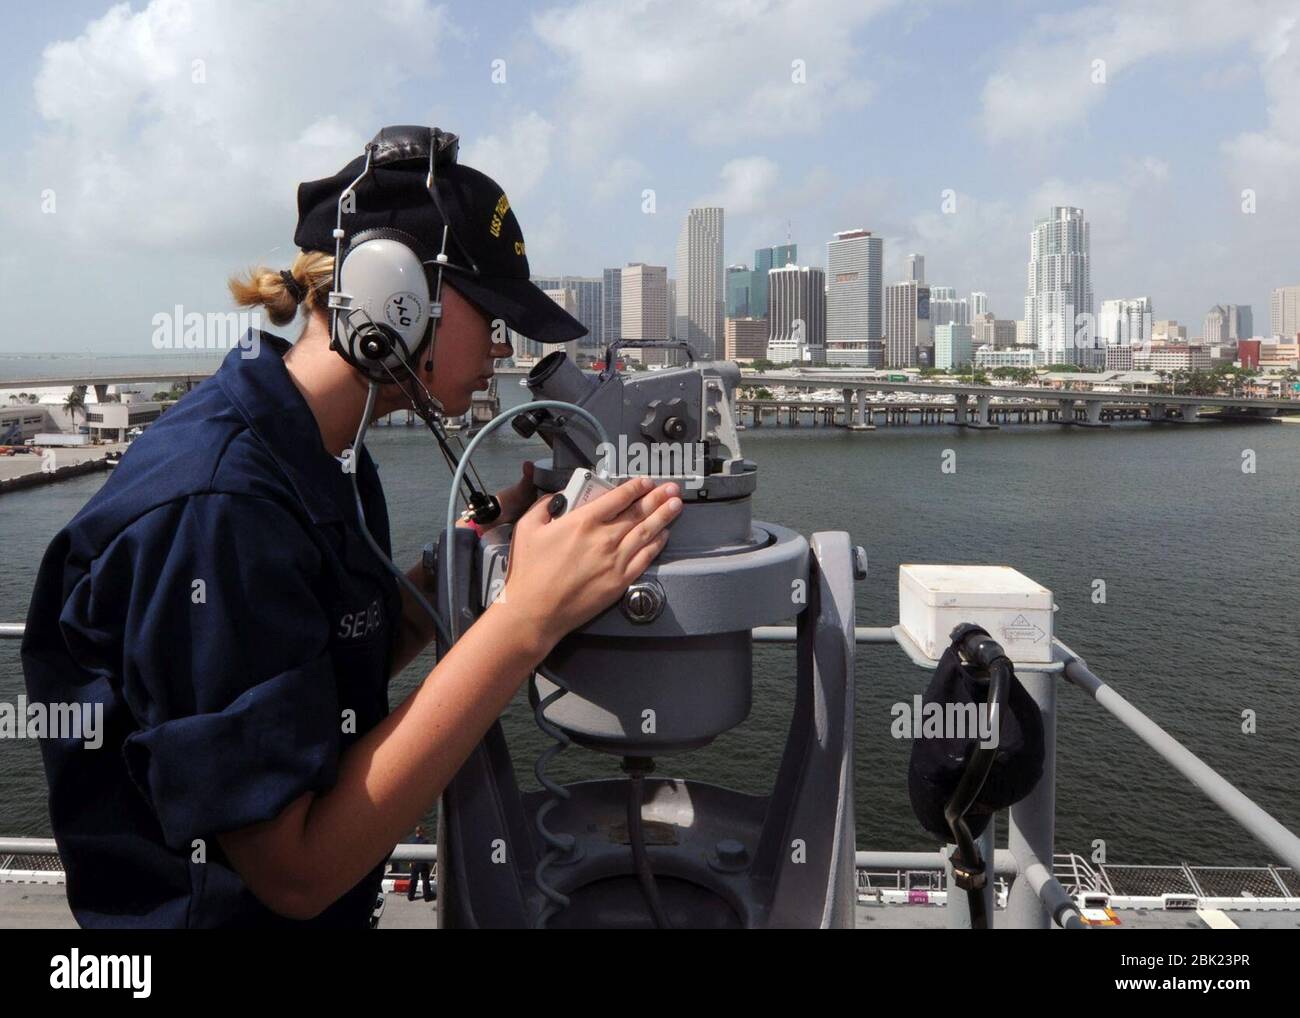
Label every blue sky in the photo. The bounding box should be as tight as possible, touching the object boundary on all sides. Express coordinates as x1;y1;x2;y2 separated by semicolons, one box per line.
2;0;1297;353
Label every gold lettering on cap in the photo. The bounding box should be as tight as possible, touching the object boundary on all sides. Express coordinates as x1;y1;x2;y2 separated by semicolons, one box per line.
489;193;511;238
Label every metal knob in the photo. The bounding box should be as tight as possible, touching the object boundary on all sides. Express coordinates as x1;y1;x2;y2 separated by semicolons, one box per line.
622;580;665;623
709;837;749;873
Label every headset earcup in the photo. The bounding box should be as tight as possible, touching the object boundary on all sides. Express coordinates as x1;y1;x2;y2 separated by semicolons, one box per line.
333;228;436;380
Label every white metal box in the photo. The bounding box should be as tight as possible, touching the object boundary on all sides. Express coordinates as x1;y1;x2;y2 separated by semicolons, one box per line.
898;564;1054;664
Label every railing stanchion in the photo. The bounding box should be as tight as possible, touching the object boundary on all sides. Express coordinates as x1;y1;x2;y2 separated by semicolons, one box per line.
1006;666;1057;929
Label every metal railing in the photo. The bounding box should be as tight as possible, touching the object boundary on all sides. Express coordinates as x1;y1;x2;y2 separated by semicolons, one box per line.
5;620;1300;928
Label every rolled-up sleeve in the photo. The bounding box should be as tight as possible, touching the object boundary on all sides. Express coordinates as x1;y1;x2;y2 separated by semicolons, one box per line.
108;493;340;851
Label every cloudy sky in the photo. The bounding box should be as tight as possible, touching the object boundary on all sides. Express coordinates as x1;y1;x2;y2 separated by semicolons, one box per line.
2;0;1297;354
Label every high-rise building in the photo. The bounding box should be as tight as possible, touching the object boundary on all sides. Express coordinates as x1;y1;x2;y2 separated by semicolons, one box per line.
675;208;725;359
884;280;932;368
1152;320;1187;342
973;312;1017;349
726;265;752;318
929;286;969;326
1270;286;1299;338
904;253;925;283
1204;304;1253;345
825;228;883;368
970;291;989;318
766;264;825;364
667;278;676;342
724;317;768;361
620;263;670;365
532;275;603;349
543;288;581;362
602;267;622;350
752;244;797;321
1025;206;1093;365
1098;297;1152;347
934;323;974;370
514;288;582;361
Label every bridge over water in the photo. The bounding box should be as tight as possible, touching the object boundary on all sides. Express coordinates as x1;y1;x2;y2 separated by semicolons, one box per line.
743;371;1296;429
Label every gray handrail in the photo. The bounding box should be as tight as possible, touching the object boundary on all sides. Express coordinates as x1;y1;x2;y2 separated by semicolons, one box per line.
1061;649;1300;872
4;619;1299;906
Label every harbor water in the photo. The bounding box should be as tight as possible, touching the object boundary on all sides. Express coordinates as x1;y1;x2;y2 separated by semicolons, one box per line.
1;371;1297;865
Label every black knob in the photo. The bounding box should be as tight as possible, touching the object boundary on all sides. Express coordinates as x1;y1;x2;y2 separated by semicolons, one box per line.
511;408;550;439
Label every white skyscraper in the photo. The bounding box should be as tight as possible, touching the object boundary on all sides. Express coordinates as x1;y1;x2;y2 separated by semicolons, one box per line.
766;264;825;364
1025;206;1094;365
1098;296;1152;347
675;207;725;359
970;291;988;317
1271;285;1300;339
904;253;925;283
929;286;969;326
1204;304;1253;345
825;228;883;367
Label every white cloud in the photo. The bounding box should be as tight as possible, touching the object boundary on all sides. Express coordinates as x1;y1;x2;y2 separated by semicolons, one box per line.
533;0;894;161
1224;14;1300;198
882;157;1175;321
979;1;1284;145
699;156;781;216
462;111;555;201
19;0;453;252
0;0;466;353
590;155;648;205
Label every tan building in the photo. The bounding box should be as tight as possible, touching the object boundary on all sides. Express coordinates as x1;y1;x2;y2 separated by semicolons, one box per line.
1151;320;1187;342
1259;341;1300;370
973;312;1017;349
724;317;769;362
1135;344;1210;372
621;263;671;366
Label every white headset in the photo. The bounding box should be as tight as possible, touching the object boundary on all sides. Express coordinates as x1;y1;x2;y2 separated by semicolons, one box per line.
327;128;476;408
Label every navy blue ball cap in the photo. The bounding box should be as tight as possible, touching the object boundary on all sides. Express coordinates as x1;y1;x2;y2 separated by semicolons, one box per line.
293;127;587;345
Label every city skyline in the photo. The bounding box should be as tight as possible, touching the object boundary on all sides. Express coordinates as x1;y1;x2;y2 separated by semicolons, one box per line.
2;0;1299;354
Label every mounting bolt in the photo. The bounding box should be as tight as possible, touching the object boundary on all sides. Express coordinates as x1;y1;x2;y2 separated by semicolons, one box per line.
622;580;666;623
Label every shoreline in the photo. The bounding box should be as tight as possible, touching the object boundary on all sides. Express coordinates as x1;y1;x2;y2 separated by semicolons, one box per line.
0;445;125;496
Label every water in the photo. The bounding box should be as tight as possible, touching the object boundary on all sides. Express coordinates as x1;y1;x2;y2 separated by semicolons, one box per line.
2;376;1298;866
0;352;225;383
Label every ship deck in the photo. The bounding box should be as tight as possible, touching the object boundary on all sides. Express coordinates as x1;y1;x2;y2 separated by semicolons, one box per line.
4;883;1297;930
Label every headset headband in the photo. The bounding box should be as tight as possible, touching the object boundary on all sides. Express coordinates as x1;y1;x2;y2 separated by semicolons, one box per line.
327;126;479;393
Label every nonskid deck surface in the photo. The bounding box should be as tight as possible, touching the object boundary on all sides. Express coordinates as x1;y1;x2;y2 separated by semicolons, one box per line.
3;884;1297;930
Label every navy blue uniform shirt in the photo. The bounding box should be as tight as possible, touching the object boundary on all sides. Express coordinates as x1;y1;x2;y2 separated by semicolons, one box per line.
21;331;403;928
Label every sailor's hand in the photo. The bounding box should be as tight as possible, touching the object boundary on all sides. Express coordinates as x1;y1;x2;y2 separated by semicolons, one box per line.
499;476;682;643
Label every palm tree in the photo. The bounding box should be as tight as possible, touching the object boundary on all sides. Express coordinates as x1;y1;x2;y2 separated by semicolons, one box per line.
63;389;86;431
